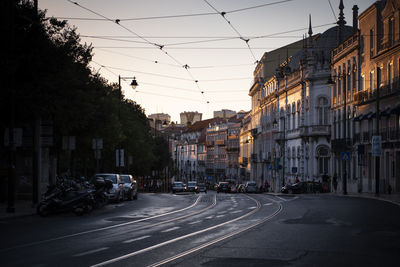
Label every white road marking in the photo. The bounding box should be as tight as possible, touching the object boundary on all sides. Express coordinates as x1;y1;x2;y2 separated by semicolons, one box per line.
275;196;288;202
205;216;214;219
188;220;202;225
73;247;109;257
217;211;226;214
161;226;180;233
230;210;242;214
264;203;273;206
227;207;234;211
91;194;264;267
122;235;150;244
216;214;225;218
248;206;257;209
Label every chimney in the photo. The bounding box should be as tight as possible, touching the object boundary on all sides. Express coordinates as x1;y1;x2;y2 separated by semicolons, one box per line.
352;5;359;32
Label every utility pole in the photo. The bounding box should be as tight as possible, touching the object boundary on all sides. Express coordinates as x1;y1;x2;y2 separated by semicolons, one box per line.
375;67;381;196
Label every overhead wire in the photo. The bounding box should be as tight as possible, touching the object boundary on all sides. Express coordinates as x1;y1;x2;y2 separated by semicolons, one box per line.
202;0;257;63
56;0;295;22
67;0;210;104
327;0;337;22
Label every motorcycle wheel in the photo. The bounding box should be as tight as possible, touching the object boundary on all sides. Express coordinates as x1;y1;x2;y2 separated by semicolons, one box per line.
37;203;50;217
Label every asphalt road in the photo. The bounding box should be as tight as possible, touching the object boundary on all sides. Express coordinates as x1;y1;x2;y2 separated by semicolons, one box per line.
1;192;399;267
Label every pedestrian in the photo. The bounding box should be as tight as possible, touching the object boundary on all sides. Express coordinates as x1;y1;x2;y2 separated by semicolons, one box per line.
264;180;270;192
333;173;338;193
295;176;299;184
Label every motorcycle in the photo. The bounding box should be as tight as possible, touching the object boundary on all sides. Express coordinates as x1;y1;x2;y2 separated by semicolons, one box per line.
37;177;96;216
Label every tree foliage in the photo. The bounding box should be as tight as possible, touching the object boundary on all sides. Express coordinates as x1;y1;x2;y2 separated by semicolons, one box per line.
0;1;169;177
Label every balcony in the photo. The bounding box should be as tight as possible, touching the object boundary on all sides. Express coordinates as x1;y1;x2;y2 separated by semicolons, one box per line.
362;131;370;143
226;146;239;152
215;139;225;146
251;153;258;162
331;138;352;152
300;125;330;137
206;141;214;147
273;131;285;142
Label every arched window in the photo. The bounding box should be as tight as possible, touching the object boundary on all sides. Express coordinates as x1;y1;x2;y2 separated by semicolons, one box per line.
317;96;329;125
317;146;330;175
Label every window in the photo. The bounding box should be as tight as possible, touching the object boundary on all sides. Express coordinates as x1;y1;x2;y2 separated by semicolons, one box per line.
370;28;374;55
317;146;330;175
377;66;382;88
370;70;375;90
388;62;393;89
317;96;329;125
388;18;394;46
361;74;365;91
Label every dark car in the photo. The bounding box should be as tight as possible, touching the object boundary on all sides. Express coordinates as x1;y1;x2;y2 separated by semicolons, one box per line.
245;181;258;193
281;181;323;194
172;181;186;194
187;181;199;193
217;182;230;193
120;174;138;200
197;183;207;193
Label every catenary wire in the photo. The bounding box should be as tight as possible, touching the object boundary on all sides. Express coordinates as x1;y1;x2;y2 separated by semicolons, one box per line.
55;0;295;21
67;0;209;104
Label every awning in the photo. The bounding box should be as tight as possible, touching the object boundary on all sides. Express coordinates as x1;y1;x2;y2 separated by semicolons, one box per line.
354;114;363;121
366;112;376;119
380;107;392;117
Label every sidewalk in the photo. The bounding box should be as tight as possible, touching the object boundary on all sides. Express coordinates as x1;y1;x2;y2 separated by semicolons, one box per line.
266;191;400;206
0;200;37;220
329;192;400;206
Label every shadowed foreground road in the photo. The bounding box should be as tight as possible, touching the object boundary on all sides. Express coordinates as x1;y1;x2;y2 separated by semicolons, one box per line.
1;193;399;267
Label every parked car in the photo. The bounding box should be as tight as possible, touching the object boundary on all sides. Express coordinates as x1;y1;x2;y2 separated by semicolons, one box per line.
217;182;230;193
197;183;207;193
281;181;324;194
94;173;123;202
120;174;138;200
187;181;199;193
245;181;258;193
172;181;186;194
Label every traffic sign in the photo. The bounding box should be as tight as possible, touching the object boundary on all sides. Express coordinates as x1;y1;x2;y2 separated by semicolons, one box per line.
340;151;350;161
371;135;382;156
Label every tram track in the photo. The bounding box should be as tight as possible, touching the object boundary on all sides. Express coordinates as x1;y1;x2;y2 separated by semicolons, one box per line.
0;194;214;253
91;194;283;267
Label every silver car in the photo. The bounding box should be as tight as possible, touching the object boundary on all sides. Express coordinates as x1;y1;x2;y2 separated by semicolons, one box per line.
245;181;258;193
95;173;123;202
120;174;138;200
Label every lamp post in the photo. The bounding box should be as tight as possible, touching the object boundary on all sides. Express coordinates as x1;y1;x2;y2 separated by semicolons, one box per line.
117;75;138;173
328;74;348;195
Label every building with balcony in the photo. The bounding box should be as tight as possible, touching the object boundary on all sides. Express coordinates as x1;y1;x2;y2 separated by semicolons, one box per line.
334;0;400;194
270;2;353;187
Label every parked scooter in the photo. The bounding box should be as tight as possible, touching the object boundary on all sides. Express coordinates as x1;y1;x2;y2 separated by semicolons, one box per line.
37;176;95;216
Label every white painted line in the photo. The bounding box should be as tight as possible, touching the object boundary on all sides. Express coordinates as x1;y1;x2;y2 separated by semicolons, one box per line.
73;247;109;257
216;214;225;218
122;235;150;244
91;194;263;267
264;203;273;206
161;226;180;233
248;206;257;209
217;211;226;214
227;208;234;211
205;216;214;219
275;196;288;202
230;210;242;214
188;220;202;225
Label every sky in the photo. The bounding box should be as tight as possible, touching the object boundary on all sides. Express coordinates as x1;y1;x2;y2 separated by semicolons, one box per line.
39;0;376;123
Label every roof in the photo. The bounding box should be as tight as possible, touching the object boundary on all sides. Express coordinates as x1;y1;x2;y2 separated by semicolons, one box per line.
184;117;224;133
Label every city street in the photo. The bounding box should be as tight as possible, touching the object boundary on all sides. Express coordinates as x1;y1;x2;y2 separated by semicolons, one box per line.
1;192;399;267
